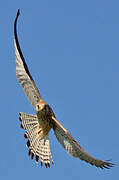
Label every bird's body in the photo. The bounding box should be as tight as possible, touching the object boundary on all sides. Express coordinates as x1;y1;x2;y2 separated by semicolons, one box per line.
14;9;114;169
36;104;55;139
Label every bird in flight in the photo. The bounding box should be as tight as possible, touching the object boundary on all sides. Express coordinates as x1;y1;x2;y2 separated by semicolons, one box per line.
14;9;114;169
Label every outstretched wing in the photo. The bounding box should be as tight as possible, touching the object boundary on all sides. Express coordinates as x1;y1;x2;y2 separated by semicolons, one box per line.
52;116;114;169
14;9;42;107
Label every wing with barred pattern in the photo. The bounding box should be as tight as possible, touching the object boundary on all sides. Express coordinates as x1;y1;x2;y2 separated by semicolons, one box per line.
14;9;42;107
52;116;114;169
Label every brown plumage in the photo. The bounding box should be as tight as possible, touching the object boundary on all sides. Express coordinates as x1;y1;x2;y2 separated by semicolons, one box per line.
14;9;114;169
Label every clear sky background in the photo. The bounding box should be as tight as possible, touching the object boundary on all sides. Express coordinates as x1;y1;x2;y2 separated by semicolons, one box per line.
0;0;118;179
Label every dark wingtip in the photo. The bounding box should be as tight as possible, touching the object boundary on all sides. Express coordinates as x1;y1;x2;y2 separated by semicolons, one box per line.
17;9;20;18
17;9;20;15
15;9;20;23
100;161;115;169
105;159;115;167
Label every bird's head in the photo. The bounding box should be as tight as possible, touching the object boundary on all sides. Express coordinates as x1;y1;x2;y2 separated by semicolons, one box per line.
35;100;46;112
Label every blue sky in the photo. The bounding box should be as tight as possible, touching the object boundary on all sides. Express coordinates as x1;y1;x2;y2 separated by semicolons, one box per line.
0;0;118;179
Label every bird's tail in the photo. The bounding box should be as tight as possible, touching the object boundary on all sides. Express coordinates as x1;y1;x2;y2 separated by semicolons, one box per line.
19;112;54;167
